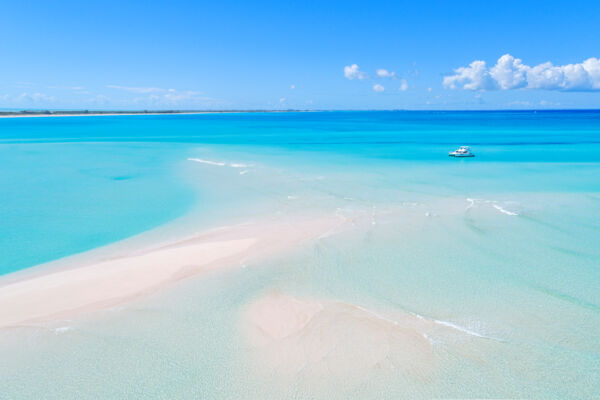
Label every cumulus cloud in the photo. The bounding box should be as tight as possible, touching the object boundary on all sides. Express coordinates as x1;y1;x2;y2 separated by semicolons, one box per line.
290;84;295;89
399;79;408;91
373;84;385;92
443;60;495;90
344;64;367;80
444;54;600;91
489;54;528;89
376;69;396;78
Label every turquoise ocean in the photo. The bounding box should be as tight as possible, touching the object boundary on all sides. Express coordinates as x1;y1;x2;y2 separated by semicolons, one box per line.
0;111;599;398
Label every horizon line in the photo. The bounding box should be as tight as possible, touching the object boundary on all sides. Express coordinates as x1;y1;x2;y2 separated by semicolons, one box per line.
2;108;600;115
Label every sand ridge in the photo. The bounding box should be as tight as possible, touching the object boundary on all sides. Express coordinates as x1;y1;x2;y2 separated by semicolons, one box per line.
0;214;346;328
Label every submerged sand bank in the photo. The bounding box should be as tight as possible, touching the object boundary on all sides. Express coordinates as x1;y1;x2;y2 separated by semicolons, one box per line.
0;215;346;328
241;290;499;389
242;292;436;380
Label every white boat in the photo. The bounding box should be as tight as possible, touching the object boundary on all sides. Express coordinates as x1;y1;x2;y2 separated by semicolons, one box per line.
449;146;475;157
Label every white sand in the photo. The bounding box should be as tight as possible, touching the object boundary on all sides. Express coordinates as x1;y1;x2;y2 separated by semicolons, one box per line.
0;238;255;327
0;215;346;328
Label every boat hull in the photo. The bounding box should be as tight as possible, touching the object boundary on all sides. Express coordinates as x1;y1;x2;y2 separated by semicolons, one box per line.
448;153;475;157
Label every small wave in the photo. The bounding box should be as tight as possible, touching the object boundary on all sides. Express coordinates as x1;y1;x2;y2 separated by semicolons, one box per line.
465;198;476;210
351;304;405;328
413;312;426;320
188;158;253;169
433;319;502;341
466;198;518;216
239;170;249;175
230;163;253;168
422;333;436;344
409;311;501;341
492;204;518;216
187;158;226;166
53;326;72;334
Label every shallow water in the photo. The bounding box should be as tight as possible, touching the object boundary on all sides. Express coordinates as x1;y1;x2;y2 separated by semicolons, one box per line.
1;111;599;398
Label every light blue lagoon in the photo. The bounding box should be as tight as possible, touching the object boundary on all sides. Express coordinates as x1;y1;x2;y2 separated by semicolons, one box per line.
0;111;599;399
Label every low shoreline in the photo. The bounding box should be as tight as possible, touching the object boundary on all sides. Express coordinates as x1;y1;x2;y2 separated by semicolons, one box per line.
0;110;310;118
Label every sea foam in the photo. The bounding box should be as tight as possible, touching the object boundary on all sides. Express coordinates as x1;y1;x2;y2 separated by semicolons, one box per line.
187;158;226;166
188;158;254;168
466;198;518;216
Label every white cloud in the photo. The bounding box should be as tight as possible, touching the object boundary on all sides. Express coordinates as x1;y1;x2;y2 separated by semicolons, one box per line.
489;54;528;89
162;90;203;103
373;84;385;92
0;92;57;105
539;100;561;106
136;90;214;106
31;93;55;102
279;97;286;103
508;100;532;107
399;79;408;91
444;54;600;91
344;64;367;80
108;85;215;107
290;84;295;89
443;60;495;90
376;69;396;78
89;94;110;105
17;92;56;103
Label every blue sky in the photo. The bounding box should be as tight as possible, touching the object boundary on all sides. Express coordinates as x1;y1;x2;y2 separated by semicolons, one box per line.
1;0;599;110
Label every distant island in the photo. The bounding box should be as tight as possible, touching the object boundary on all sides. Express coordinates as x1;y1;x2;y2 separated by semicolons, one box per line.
3;109;598;118
0;109;309;117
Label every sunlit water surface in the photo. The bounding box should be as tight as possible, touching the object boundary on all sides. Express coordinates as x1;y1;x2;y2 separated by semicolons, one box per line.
1;111;599;399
